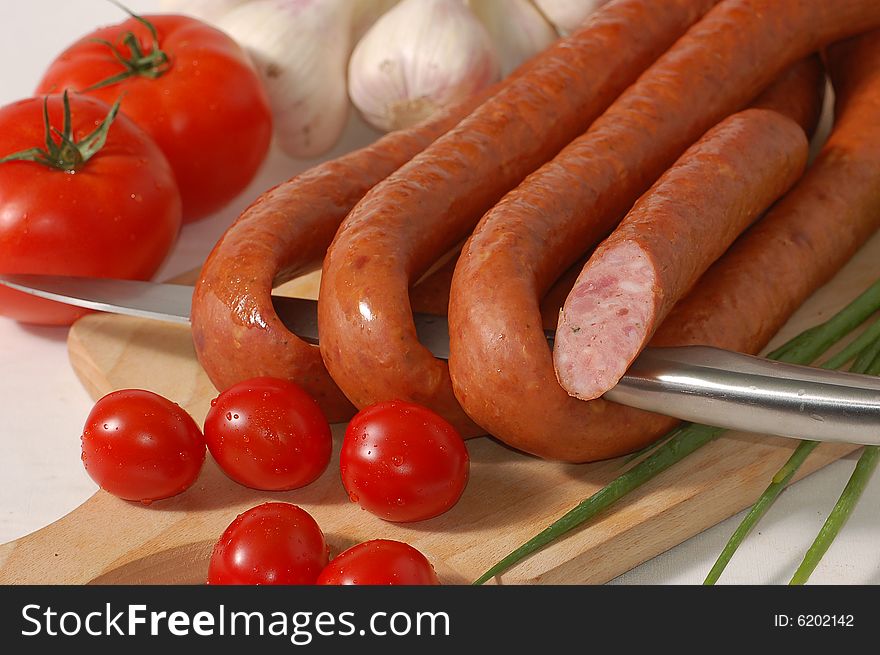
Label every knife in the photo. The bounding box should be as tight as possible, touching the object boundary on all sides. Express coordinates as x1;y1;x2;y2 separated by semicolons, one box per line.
3;273;880;446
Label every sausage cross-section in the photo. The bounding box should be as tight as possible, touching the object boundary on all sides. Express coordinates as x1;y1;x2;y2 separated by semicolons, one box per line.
554;109;808;401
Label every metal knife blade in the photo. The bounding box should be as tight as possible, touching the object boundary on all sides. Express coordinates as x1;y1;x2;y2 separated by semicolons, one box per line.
3;273;880;446
0;274;452;355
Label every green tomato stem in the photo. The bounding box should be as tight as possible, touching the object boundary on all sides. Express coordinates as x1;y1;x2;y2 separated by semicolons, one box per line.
0;91;122;172
83;3;170;91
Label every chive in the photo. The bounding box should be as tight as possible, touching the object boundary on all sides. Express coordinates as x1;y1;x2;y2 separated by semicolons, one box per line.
472;424;722;585
767;278;880;363
820;318;880;370
473;279;880;585
789;446;880;585
703;440;819;584
705;319;880;584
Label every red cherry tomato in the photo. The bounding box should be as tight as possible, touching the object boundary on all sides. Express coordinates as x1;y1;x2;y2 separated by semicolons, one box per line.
0;94;180;326
80;389;205;502
37;13;272;221
317;539;440;585
207;502;329;585
204;377;332;491
340;400;469;522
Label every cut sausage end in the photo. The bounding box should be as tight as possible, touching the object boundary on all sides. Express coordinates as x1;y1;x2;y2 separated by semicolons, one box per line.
554;241;656;400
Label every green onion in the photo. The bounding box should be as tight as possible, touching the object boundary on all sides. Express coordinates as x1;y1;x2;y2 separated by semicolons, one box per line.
473;278;880;585
705;317;880;584
703;440;818;584
789;446;879;585
768;278;880;363
472;423;721;585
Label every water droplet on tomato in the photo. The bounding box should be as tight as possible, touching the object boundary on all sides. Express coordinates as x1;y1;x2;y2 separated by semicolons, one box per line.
348;492;359;503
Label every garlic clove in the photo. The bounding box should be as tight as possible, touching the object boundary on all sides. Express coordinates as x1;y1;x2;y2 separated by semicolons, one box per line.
467;0;559;77
217;0;353;159
532;0;609;36
348;0;500;133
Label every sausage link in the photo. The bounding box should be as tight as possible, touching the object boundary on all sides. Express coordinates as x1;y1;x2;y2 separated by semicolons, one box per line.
319;0;719;436
750;53;826;135
449;1;871;461
536;54;824;331
190;92;491;422
654;33;880;354
554;109;807;400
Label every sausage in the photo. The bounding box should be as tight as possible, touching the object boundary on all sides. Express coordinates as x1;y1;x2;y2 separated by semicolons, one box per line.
553;109;807;401
653;32;880;354
749;53;826;133
318;0;720;436
448;0;872;461
190;91;491;423
536;54;825;330
552;53;828;398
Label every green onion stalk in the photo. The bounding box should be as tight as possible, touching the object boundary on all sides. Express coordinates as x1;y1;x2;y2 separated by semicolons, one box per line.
474;278;880;585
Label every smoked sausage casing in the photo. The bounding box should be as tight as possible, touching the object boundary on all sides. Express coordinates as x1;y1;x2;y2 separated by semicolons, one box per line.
190;93;490;422
553;109;808;400
449;0;878;461
653;33;880;356
318;0;719;436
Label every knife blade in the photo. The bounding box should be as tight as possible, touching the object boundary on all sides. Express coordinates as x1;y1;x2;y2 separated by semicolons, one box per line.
3;273;880;446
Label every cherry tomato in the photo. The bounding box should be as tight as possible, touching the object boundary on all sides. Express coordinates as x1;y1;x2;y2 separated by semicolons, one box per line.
80;389;205;502
207;502;329;585
317;539;440;585
37;13;272;221
204;377;333;491
0;94;180;326
341;400;469;522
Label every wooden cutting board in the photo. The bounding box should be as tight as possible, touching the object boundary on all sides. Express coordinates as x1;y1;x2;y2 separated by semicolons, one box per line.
2;233;879;585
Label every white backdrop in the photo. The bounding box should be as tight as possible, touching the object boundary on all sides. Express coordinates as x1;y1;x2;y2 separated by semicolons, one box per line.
0;0;877;585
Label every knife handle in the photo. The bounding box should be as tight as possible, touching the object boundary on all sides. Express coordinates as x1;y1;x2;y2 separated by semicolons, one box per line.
607;346;880;446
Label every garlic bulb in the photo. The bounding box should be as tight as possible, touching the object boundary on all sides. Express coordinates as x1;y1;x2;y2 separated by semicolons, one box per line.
533;0;609;35
217;0;354;159
467;0;558;77
158;0;250;23
348;0;500;133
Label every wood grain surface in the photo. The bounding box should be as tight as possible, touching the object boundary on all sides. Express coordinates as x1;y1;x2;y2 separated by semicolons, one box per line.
2;231;879;584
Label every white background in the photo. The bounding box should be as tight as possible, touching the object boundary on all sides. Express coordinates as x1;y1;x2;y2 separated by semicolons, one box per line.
0;0;878;585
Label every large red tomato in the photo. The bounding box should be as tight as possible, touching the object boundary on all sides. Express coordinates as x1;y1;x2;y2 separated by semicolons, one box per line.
36;13;272;221
0;93;180;325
